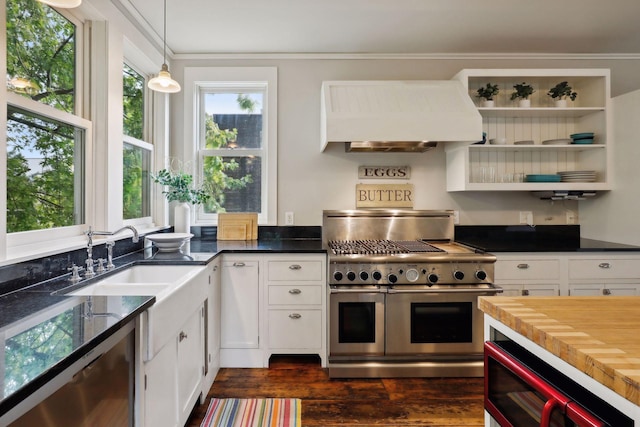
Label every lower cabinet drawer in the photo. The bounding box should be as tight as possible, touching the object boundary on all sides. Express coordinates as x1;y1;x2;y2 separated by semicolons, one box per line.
268;310;322;349
268;260;323;281
268;285;322;305
569;259;640;280
495;259;560;281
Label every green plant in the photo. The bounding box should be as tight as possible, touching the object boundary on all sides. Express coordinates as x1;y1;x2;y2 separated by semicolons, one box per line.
476;83;499;101
510;82;535;100
152;169;211;205
547;81;577;101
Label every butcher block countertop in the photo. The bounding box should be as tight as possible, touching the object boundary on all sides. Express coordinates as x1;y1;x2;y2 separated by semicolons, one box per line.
479;296;640;406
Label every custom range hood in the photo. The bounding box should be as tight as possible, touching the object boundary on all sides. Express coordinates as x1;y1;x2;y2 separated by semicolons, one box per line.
321;80;482;152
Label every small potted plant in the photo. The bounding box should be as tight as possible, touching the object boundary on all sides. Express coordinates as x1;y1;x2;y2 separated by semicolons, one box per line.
547;81;577;107
510;82;535;107
476;83;499;107
152;168;210;234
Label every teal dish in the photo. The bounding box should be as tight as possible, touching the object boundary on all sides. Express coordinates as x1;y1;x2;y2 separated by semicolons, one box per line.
570;132;594;139
526;174;562;182
572;138;594;144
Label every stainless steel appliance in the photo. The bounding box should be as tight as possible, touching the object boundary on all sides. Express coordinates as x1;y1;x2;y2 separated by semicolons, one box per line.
485;337;633;426
324;209;499;378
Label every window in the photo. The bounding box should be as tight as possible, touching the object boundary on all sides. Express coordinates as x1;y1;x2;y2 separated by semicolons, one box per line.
186;67;277;225
5;0;89;238
122;63;151;220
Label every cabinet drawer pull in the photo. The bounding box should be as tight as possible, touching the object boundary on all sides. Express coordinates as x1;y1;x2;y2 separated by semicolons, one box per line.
288;288;302;294
598;262;611;269
288;313;302;319
233;262;246;267
603;288;612;295
289;264;302;270
517;263;530;269
179;331;188;342
521;289;530;296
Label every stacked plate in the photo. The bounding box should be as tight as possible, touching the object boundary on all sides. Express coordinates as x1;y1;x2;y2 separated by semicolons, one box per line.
570;132;594;144
525;174;562;182
558;170;597;182
542;138;572;145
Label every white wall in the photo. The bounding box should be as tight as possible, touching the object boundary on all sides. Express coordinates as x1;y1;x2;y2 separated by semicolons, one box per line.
170;56;640;227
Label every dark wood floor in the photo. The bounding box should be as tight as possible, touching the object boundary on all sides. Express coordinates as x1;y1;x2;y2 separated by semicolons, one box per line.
186;356;485;426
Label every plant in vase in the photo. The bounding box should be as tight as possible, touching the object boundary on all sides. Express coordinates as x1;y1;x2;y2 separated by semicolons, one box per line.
547;81;577;107
152;169;210;234
476;83;499;107
510;82;535;107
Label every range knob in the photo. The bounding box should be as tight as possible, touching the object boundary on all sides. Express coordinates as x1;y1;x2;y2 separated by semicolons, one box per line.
372;270;382;281
453;270;465;281
405;268;420;282
333;271;343;282
427;273;439;284
475;270;487;281
347;271;356;281
359;271;369;281
387;273;398;284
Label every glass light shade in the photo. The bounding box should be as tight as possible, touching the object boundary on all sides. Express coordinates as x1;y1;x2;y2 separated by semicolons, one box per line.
38;0;82;8
148;64;181;93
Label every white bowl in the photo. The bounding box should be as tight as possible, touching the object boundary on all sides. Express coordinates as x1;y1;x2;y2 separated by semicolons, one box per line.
145;233;193;252
489;138;507;145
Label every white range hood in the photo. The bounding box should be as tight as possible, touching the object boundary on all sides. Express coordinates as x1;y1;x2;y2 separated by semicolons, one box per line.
321;80;482;152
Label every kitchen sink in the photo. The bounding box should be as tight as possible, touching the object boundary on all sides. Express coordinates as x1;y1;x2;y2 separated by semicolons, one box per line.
68;282;171;297
97;265;200;284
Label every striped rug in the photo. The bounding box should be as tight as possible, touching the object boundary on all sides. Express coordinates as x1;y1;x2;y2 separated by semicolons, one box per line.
200;398;301;427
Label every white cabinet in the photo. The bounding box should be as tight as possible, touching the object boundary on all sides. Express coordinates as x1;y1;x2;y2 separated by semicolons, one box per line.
202;257;221;397
143;303;204;427
264;255;326;366
220;255;262;367
494;255;562;296
448;69;611;192
568;256;640;296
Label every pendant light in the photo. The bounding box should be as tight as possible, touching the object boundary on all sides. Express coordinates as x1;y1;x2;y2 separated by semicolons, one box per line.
148;0;181;93
37;0;81;8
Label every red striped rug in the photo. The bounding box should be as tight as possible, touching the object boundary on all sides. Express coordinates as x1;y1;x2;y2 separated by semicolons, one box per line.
200;398;301;427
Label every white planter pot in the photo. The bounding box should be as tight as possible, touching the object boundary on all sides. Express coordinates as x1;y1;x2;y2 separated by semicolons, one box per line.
174;202;191;233
518;99;531;108
554;99;568;108
482;100;495;108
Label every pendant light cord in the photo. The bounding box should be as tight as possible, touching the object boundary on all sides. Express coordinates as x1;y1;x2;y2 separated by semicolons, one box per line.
163;0;167;63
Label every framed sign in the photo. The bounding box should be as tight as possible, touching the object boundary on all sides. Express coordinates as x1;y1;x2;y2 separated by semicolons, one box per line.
358;166;410;180
356;184;414;208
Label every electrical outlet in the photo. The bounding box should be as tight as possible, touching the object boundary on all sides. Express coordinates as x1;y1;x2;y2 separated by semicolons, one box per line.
566;211;577;224
285;211;294;225
452;210;460;225
519;211;533;225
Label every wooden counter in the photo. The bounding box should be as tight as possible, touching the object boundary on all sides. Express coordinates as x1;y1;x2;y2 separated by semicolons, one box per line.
479;296;640;406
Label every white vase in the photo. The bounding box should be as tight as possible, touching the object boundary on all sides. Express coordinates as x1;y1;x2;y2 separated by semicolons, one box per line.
518;99;531;108
174;202;191;234
555;99;567;108
482;100;495;108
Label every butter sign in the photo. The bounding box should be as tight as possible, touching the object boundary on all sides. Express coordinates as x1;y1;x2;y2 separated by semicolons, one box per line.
356;184;414;208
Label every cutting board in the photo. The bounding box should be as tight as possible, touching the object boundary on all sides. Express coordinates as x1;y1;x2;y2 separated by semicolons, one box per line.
217;213;258;240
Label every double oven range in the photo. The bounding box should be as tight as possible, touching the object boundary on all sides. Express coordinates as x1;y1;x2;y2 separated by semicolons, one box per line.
324;209;499;378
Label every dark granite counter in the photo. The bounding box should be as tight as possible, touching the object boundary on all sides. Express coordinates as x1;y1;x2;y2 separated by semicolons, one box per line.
455;225;640;252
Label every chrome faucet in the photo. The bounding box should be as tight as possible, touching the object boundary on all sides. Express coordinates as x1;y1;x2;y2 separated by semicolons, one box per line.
85;226;140;273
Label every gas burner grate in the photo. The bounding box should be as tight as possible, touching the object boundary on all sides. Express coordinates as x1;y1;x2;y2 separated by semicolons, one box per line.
328;239;445;255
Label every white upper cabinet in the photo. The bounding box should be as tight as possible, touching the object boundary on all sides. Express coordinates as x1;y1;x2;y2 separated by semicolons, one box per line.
447;69;611;192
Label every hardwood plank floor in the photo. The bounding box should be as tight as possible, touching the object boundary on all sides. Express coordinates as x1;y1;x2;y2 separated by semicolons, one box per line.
186;356;485;426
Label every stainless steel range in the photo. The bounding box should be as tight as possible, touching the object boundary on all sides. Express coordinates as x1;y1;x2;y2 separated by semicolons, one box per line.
323;209;499;378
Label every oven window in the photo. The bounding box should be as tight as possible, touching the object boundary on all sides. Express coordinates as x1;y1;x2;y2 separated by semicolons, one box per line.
410;302;472;343
338;302;376;343
487;357;568;427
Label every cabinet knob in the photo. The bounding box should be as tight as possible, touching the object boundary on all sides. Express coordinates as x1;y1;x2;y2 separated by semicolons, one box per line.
603;288;612;295
289;264;302;270
517;263;530;269
598;262;611;269
289;313;302;319
233;262;246;267
288;288;302;294
179;331;188;342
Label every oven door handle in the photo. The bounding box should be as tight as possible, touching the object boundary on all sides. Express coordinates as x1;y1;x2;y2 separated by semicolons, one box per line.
387;286;502;295
330;287;386;294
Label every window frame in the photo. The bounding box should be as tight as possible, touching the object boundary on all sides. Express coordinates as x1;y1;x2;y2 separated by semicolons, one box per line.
3;5;93;257
183;67;277;226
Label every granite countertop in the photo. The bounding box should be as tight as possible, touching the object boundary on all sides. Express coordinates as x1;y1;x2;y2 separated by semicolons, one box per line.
479;295;640;406
0;236;325;417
